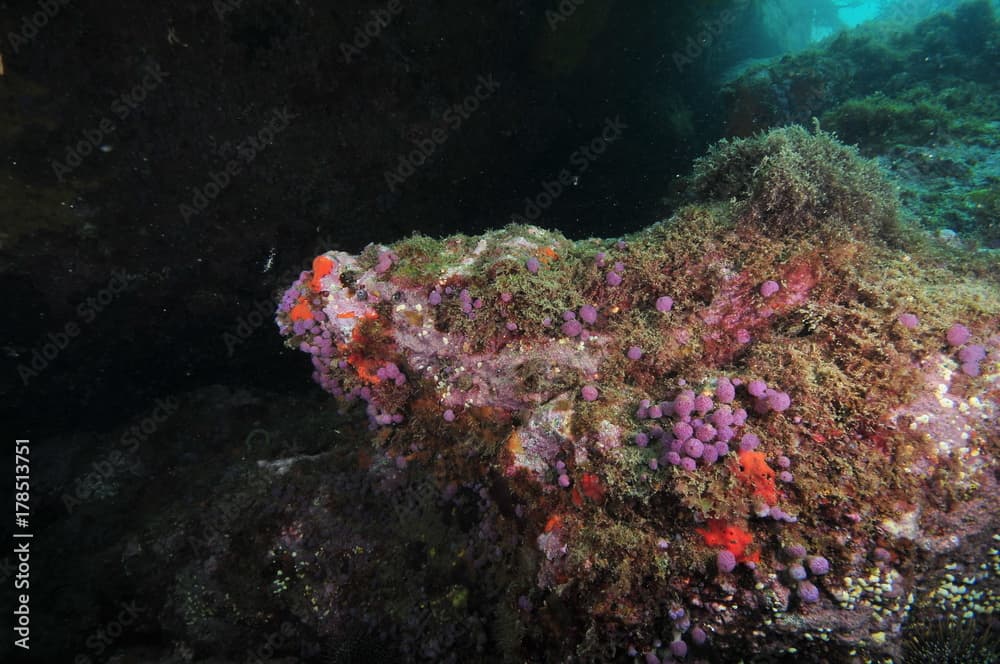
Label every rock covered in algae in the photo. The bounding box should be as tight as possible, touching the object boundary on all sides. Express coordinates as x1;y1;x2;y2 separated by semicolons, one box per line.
276;126;999;662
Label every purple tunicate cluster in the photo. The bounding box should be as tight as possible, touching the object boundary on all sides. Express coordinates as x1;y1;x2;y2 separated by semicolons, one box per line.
626;378;795;511
742;378;793;414
655;296;674;313
525;256;541;274
457;288;484;317
627;345;643;360
605;257;625;286
562;304;602;338
631;378;783;475
376;362;407;386
782;545;829;603
555;460;570;488
898;312;919;329
958;342;987;377
944;322;988;376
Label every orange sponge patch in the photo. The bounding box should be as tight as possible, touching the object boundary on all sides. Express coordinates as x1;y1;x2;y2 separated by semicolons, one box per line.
696;519;758;563
310;255;336;292
290;295;313;321
735;449;778;505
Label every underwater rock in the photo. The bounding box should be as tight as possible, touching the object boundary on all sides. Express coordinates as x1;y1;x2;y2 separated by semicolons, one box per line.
275;126;1000;661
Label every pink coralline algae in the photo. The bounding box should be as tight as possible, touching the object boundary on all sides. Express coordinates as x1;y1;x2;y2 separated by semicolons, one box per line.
274;126;1000;662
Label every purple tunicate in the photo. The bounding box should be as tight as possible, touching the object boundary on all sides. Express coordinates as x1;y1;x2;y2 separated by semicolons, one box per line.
683;439;704;458
627;346;643;360
647;404;663;419
673;391;695;418
606;271;622;286
898;312;919;329
655;296;674;312
785;544;807;559
666;451;682;465
946;323;971;346
777;455;791;468
798;580;820;603
710;406;734;428
680;457;697;471
759;280;780;297
962;361;981;377
673;421;693;441
558;474;570;488
714;441;730;456
443;409;456;422
635;432;649;447
581;385;599;401
959;344;986;363
716;426;735;443
701;445;719;464
747;379;768;397
716;549;737;573
525;257;540;274
715;379;736;403
670;640;687;658
690;626;707;645
562;319;583;337
694;424;716;443
767;391;791;412
694;394;713;414
579;304;598;324
807;556;830;576
739;433;760;451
